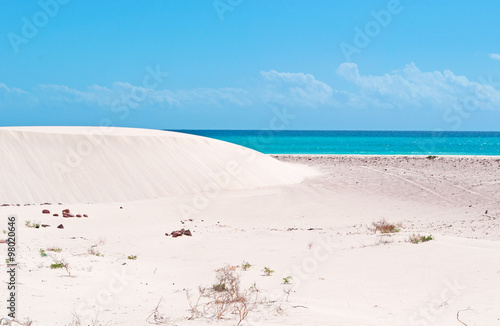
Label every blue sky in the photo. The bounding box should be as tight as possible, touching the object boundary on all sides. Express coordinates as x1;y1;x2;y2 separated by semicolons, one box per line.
1;0;500;130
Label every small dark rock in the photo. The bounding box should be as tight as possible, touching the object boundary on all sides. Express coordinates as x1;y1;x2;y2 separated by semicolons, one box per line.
42;209;50;214
53;214;59;217
57;224;64;229
41;224;50;228
83;214;88;217
76;214;82;218
62;209;70;214
184;229;192;236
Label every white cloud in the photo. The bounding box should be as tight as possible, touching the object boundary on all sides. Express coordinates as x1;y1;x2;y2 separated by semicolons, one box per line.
35;71;334;109
4;64;499;115
489;53;500;60
0;83;38;107
259;70;333;107
39;84;115;106
37;83;251;109
337;62;500;110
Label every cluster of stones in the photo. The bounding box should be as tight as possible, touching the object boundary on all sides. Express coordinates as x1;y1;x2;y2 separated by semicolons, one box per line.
166;229;192;238
42;209;88;218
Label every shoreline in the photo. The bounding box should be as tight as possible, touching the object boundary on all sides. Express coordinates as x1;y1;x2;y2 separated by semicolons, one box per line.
271;153;500;158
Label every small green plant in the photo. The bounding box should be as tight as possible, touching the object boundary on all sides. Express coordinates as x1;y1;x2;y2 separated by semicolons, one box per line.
2;229;6;234
40;249;47;257
283;276;293;284
426;155;438;160
249;282;259;292
212;283;227;292
241;261;251;271
50;263;64;269
127;255;137;260
25;220;40;228
408;234;434;244
370;219;401;234
263;267;274;276
88;247;103;257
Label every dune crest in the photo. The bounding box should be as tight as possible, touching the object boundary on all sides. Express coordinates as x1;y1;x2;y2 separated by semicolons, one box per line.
0;127;306;203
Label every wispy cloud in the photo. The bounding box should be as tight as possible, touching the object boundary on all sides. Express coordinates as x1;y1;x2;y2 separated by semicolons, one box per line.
0;83;38;108
337;62;500;110
34;71;334;109
489;53;500;60
37;83;250;109
2;65;499;115
259;70;334;107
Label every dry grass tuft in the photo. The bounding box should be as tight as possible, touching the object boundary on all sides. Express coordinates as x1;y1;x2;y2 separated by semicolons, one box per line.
369;219;401;234
186;265;259;325
408;234;433;244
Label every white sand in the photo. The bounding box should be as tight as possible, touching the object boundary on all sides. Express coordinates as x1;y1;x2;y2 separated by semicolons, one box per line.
0;127;308;203
0;128;499;326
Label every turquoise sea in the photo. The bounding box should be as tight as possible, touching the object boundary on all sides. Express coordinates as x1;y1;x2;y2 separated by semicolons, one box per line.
169;130;500;156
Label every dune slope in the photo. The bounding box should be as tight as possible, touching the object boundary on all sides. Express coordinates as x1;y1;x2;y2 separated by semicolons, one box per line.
0;127;306;203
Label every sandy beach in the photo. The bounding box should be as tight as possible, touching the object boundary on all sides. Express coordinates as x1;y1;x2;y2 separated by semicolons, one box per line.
1;127;499;326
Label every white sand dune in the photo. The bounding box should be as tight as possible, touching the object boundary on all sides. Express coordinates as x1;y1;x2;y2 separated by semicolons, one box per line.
0;127;308;203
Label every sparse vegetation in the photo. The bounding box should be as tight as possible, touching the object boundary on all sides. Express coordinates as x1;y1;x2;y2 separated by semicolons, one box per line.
50;258;71;276
146;298;170;325
241;261;251;271
87;237;106;257
283;276;293;284
88;246;103;257
369;219;401;234
25;220;40;228
0;317;33;325
186;265;259;325
127;255;137;260
426;155;438;160
50;262;64;269
42;248;62;256
66;313;111;326
408;234;434;244
263;267;275;276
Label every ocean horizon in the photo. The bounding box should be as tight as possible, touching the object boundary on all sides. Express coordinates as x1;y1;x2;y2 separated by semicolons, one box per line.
169;130;500;156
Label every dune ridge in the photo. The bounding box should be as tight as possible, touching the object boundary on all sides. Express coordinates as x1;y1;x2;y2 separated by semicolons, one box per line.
0;127;306;203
